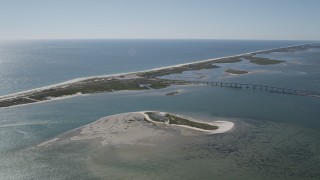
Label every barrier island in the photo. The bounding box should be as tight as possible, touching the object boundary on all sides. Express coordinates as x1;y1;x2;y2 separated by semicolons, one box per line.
0;44;318;108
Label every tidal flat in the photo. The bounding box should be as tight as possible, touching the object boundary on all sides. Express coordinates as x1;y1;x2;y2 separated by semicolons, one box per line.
7;113;319;180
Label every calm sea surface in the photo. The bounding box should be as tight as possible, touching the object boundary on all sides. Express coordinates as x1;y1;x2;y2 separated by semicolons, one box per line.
0;39;306;96
0;40;319;179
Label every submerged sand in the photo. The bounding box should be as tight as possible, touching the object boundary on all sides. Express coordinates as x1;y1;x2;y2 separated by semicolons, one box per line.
37;112;234;148
28;112;320;180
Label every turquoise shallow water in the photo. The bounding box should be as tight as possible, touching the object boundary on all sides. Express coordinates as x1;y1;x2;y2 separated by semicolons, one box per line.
0;40;319;179
1;85;319;179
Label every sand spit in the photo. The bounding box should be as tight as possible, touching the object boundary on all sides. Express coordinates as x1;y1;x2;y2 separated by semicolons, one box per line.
142;111;234;134
37;138;59;147
36;112;234;148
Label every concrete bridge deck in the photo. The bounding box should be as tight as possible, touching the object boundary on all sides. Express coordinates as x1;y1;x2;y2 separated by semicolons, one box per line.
188;81;320;98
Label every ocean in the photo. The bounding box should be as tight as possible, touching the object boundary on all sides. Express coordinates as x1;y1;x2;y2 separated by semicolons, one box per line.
0;40;319;179
0;39;306;96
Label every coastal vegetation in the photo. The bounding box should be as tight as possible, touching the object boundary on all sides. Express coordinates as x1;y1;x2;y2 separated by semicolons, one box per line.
225;69;249;74
244;56;285;65
251;44;320;55
145;112;218;130
138;62;218;78
0;78;187;108
165;91;179;96
212;57;243;63
0;44;317;108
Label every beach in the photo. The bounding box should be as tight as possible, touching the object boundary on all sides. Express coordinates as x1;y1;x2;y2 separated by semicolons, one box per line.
0;43;315;108
36;111;234;148
28;110;320;180
1;40;319;179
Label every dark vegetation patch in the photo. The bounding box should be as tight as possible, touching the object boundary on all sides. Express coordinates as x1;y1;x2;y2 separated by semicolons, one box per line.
225;69;249;74
145;112;218;130
244;56;285;65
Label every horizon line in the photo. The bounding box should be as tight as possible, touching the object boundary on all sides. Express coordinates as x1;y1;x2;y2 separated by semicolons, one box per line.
1;38;319;42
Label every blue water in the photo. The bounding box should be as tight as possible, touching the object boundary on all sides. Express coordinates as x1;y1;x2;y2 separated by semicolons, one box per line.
0;40;306;95
0;40;319;179
163;46;320;91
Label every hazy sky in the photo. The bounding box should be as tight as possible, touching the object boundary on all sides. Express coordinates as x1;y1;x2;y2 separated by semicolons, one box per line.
0;0;319;40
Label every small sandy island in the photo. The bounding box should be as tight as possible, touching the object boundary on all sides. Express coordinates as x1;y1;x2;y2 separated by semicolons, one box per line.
143;111;234;133
36;111;234;148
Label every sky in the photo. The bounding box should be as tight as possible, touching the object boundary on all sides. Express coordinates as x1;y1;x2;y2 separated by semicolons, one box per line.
0;0;319;40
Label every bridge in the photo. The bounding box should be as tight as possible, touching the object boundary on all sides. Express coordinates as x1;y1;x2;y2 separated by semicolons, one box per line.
187;81;320;98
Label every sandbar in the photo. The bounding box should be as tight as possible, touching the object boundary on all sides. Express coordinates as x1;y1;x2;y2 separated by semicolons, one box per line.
35;111;234;148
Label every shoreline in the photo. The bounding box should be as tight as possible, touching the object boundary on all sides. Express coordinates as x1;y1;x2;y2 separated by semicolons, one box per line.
0;43;310;100
141;111;234;134
0;43;316;108
35;111;235;148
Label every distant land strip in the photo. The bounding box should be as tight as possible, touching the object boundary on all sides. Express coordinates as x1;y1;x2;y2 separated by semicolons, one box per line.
0;43;319;108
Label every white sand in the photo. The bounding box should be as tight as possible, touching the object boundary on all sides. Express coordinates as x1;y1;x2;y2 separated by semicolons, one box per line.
70;112;170;146
0;44;306;103
35;111;235;147
37;138;59;147
141;111;234;134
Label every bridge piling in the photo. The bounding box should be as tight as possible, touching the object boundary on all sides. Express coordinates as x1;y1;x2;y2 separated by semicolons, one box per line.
188;81;319;98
